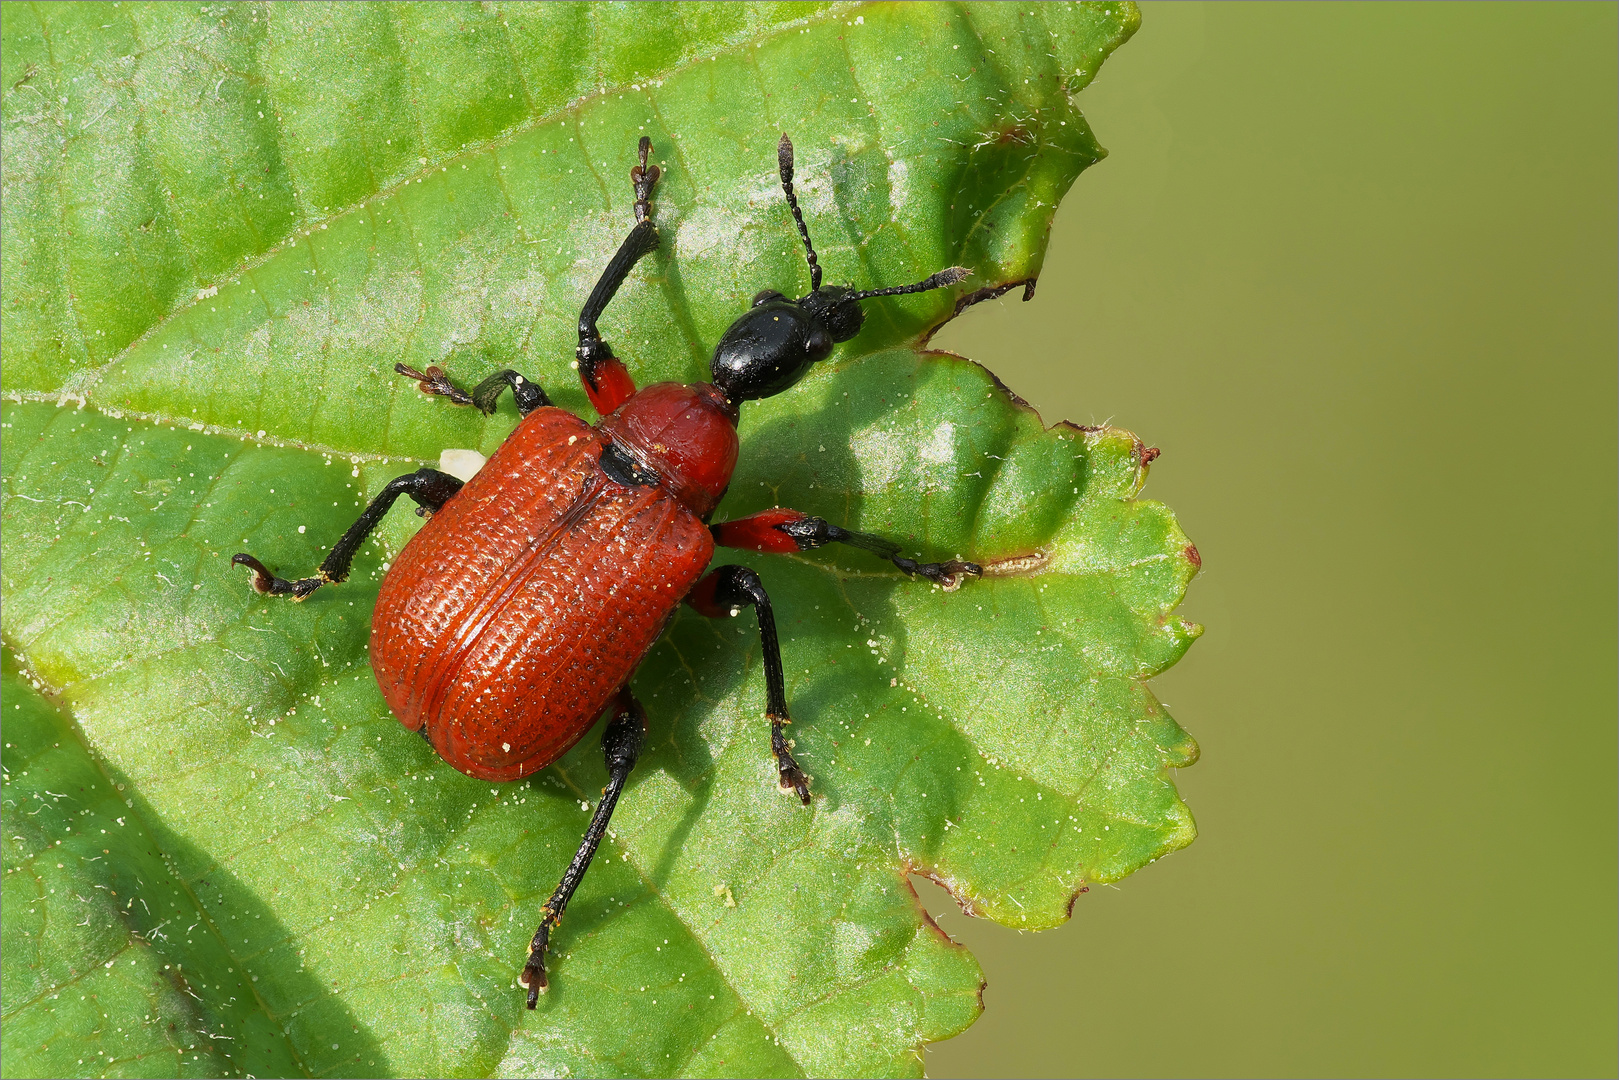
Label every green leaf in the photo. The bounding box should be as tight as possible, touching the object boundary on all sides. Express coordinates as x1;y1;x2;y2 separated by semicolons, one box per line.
1;3;1197;1077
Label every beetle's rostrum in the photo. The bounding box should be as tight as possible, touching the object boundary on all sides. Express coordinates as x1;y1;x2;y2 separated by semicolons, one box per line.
231;134;981;1008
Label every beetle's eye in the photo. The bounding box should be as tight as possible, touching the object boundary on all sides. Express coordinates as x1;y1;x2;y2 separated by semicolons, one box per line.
752;289;785;307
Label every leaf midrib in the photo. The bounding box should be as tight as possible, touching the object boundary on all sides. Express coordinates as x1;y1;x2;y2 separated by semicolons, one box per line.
0;390;423;465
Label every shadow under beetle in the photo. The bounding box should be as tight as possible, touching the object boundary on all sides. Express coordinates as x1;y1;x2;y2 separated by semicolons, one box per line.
233;136;981;1007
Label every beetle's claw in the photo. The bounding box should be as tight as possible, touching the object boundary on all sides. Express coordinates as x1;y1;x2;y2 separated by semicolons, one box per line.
770;716;811;804
232;553;277;595
779;762;812;805
522;910;557;1008
232;553;325;600
892;556;983;591
936;560;983;592
520;953;548;1009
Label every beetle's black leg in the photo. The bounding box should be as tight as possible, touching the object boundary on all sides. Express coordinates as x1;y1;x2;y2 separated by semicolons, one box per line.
575;137;661;416
395;364;550;417
231;467;463;601
712;509;983;590
522;689;646;1008
686;565;810;804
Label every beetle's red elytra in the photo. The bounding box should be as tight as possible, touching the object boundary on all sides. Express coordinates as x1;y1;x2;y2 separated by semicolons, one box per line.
372;399;721;781
232;135;981;1007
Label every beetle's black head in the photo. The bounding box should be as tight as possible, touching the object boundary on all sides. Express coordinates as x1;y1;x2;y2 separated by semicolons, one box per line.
710;135;971;404
799;285;865;343
710;296;833;401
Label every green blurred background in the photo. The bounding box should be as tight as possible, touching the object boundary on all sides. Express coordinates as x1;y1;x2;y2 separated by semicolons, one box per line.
922;3;1617;1077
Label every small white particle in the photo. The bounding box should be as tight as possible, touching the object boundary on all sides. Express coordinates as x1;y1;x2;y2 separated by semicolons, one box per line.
439;448;487;482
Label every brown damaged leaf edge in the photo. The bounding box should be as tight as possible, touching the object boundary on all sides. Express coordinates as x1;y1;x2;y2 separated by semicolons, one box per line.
923;346;1167;496
884;346;1200;927
901;870;989;1013
950;277;1040;318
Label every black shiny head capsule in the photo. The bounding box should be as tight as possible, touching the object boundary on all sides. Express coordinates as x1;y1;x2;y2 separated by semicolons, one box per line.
709;134;969;403
711;300;833;401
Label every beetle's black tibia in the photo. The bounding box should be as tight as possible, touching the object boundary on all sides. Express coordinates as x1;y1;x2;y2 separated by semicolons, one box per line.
708;134;969;403
777;515;984;586
687;564;810;803
232;467;463;601
576;222;658;380
396;364;551;417
522;690;647;1008
576;137;661;403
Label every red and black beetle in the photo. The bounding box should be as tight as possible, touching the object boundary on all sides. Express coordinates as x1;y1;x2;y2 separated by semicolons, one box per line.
233;136;979;1007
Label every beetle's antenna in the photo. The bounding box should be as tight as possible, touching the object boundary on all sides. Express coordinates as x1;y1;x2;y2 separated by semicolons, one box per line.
849;265;971;301
777;134;822;293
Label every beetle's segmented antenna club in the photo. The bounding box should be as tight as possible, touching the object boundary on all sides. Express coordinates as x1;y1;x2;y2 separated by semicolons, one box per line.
777;134;822;292
849;265;972;302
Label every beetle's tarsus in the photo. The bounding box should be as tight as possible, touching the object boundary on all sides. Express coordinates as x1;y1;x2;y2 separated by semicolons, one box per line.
396;363;475;407
892;556;983;591
630;136;660;223
231;553;324;599
772;717;812;804
522;918;554;1008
